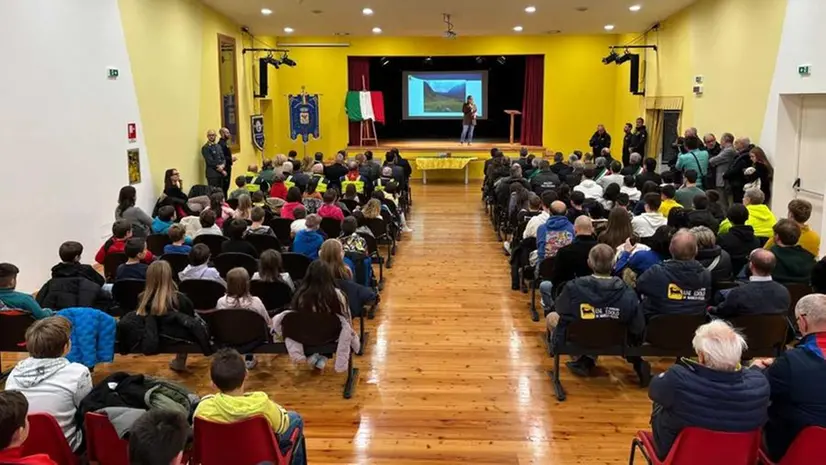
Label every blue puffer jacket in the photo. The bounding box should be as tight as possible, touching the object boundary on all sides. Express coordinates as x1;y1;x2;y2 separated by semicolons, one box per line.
649;359;770;460
57;307;116;368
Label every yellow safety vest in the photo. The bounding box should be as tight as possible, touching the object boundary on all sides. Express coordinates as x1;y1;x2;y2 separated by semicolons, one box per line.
311;174;328;193
284;175;296;190
341;177;365;194
374;178;387;192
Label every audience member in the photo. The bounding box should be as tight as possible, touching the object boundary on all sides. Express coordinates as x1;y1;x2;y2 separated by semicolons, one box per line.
96;219;154;264
269;174;288;200
221;219;259;258
253;249;295;291
152;205;176;235
622;152;643;176
711;249;789;318
621;175;641;203
116;185;153;237
260;157;278;183
637;229;712;317
550;152;571;178
281;187;304;220
195;349;306;465
717;203;762;273
614;227;674;278
703;133;722;157
636;158;662;191
690;226;733;285
631;193;667;239
290;207;308;237
116;238;150;281
747;146;774;204
0;263;54;319
705;190;726;221
676;136;710;189
244;207;276;238
179;244;225;285
763;199;820;257
674;170;704;209
725;137;755;204
648;320;769;460
535;201;575;264
599;207;633;249
659;185;680;218
708;132;737;200
495;164;531;207
667;207;690;230
565;160;585;187
207;192;234;229
633;181;660;216
566;191;588;223
539;216;598;313
233;194;252;221
293;214;324;260
340;216;368;255
229;176;249;200
163;224;192;255
194;210;222;238
769;219;816;284
5;317;93;451
573;167;604;202
0;390;58;465
524;191;554;240
340;161;369;196
320;239;354;281
128;409;190;465
318;190;345;221
530;160;561;195
601;183;621;211
217;268;271;366
686;194;719;232
598;161;624;190
51;241;105;287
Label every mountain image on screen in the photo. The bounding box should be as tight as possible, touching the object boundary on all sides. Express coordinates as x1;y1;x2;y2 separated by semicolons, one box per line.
422;79;466;113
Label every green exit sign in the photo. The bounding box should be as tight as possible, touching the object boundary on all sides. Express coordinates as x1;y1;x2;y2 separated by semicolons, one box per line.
107;67;119;79
799;65;811;76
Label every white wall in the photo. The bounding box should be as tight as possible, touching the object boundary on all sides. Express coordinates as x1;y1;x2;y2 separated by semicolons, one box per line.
0;0;154;291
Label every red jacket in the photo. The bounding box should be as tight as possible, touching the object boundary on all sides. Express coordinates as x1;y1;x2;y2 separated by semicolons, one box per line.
0;447;57;465
318;204;345;221
94;237;155;264
269;181;288;200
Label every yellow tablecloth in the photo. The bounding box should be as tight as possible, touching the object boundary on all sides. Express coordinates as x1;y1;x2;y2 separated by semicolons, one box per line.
415;157;476;170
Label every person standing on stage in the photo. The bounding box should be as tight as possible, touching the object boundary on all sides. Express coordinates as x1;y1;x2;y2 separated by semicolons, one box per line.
218;127;237;195
589;124;611;157
460;96;477;145
202;129;226;190
621;123;633;167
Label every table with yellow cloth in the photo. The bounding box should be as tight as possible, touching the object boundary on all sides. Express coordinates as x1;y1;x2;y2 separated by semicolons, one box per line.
415;157;477;184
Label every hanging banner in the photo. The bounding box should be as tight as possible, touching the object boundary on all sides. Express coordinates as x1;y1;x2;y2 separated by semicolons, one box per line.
289;93;320;142
250;115;265;151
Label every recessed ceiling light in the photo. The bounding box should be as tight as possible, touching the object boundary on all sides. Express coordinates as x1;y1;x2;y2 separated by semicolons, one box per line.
372;27;382;34
362;7;373;15
283;27;294;33
513;26;524;32
604;24;615;31
260;8;272;15
629;4;641;12
525;6;536;13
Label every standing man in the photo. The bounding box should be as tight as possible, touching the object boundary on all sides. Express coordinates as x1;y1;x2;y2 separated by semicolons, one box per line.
202;129;225;190
460;96;477;145
704;133;721;157
709;132;737;206
630;117;648;159
218;127;237;196
589;124;611;158
621;123;633;167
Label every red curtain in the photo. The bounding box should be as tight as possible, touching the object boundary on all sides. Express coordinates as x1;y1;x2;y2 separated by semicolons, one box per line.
520;55;544;146
348;57;371;146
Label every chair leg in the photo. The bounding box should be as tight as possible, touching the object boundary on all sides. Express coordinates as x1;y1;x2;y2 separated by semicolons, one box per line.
343;354;359;399
547;353;566;401
530;281;539;322
357;313;367;356
628;438;651;465
385;242;394;268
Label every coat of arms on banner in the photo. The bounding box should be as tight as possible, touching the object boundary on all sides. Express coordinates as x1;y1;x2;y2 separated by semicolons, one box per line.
289;91;320;143
251;115;265;151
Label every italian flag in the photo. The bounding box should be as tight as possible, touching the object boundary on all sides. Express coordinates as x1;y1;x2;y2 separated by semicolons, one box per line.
345;91;385;123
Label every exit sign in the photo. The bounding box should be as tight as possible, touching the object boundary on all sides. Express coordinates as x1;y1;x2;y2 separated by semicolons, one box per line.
799;65;811;76
107;67;119;79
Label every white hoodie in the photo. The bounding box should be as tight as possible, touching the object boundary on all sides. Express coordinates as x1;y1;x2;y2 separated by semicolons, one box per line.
631;212;668;238
573;179;604;201
5;357;93;451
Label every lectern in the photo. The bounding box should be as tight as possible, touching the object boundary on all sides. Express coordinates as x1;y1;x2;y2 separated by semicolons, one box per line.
504;110;522;145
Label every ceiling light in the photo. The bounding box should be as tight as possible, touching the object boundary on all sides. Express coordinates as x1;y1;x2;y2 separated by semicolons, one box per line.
372;27;382;34
497;56;507;65
362;7;373;15
513;26;523;32
525;6;536;13
260;8;272;15
283;27;294;34
423;57;433;65
602;51;618;65
604;24;615;31
629;4;641;12
380;57;391;67
475;56;485;64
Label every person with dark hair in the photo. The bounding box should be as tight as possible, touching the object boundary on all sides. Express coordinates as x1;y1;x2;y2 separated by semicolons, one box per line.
621;122;634;166
676;136;710;189
620;175;641;203
51;241;105;286
630;117;648;158
636;157;662;190
161;168;193;218
550;152;571;178
614;226;674;277
524;190;555;240
218;128;237;196
116;185;153;237
221;219;259;258
0;390;57;464
202;129;226;190
116;238;150;280
195;210;222;237
128;409;189;465
318;189;345;221
206;191;234;229
718;188;777;239
0;264;53;319
601;183;621;211
244;207;276;238
764;199;820;257
769;219;816;284
281;187;304;220
704;189;726;221
675;170;704;209
293;214;324;260
152;205;177;235
253;249;295;290
717;204;762;273
632;193;667;238
598;161;624;191
229;175;249;200
686;194;719;232
667;207;690;230
600;208;633;249
711;249;789;318
747;146;774;204
218;268;271;367
530;160;561;195
495;164;531;207
566;191;588;223
361;150;382;182
659;184;680;218
95;219;155;264
178;244;224;285
573;167;604;202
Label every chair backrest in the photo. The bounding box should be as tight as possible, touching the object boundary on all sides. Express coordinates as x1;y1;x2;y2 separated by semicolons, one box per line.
245;234;282;255
146;234;172;256
22;413;78;465
565;319;628;349
201;309;270;347
281;252;312;281
193;416;285;465
213;252;259;278
358;232;379;256
381;198;398;219
179;279;227;311
341;198;359;212
226;197;239;209
85;412;129;465
364;217;389;239
320;217;342;239
250;280;293;313
538;257;556;280
644;314;708;352
776;426;826;465
111;279;147;314
193;235;228;258
664;427;760;465
786;284;812;320
728;313;788;358
268;218;294;246
103;253;128;283
160;253;190;279
0;311;34;351
282;311;342;346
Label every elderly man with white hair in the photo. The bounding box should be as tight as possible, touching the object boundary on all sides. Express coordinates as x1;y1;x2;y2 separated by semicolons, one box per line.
725;136;755;203
753;294;826;462
621;152;643;176
649;320;770;460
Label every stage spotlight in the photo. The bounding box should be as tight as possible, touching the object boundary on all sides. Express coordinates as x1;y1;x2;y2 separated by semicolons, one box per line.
615;51;632;65
602;51;618;65
496;56;507;65
281;54;297;67
264;55;280;69
475;56;485;64
423;56;433;65
380;57;391;67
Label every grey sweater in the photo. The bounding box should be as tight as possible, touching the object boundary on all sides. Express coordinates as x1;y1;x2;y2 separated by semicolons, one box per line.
116;206;152;237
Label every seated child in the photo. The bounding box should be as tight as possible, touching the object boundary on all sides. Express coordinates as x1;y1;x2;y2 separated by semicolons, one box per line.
229;175;249;200
0;391;59;465
5;317;93;451
253;249;295;291
194;349;306;465
116;238;150;281
128;409;189;465
178;244;225;286
51;241;105;286
292;214;324;260
244;207;276;238
194;210;223;237
340;216;368;255
151;205;176;235
95;219;155;264
290;207;307;238
163;224;192;255
318;189;345;221
233;194;253;221
0;264;54;319
221;219;259;258
251;190;269;209
216;268;271;368
269;174;288;200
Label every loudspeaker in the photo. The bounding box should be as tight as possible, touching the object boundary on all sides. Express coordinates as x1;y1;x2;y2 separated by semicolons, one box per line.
258;58;269;97
629;54;642;95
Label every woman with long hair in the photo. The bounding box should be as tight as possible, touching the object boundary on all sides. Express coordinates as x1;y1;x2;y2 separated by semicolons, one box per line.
361;199;383;220
599;207;633;249
160;168;193;217
217;267;271;369
601;183;621;211
748;146;774;204
234;194;253;220
116;185;153;237
253;249;295;291
207;191;234;228
319;239;353;280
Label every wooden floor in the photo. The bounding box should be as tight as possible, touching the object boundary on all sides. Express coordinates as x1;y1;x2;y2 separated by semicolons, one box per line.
3;183;663;464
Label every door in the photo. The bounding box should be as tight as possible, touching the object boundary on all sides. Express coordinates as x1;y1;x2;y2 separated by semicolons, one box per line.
795;95;826;238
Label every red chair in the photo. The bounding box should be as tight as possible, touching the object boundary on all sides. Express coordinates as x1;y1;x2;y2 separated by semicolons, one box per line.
22;413;79;465
85;412;129;465
192;416;299;465
629;427;761;465
758;426;826;464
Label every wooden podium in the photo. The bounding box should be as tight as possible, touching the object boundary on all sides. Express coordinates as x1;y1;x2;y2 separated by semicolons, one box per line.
504;110;522;145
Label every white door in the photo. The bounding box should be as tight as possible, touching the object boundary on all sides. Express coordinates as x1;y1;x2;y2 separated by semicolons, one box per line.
795;94;826;244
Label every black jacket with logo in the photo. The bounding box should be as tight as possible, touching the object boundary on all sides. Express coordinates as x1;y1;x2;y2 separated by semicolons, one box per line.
530;170;561;195
589;131;612;155
554;275;644;344
637;259;712;317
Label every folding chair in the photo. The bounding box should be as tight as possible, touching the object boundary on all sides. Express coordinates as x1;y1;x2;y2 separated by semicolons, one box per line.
146;234;171;256
85;412;129;465
0;311;34;379
179;279;226;311
22;413;80;465
192;416;300;465
637;314;709;358
160;253;190;279
629;427;760;465
758;426;826;465
111;279;146;316
103;253;128;283
281;252;312;282
214;252;259;278
320;217;342;239
245;234;282;256
201;309;271;350
530;257;555;322
341;198;359;213
364;217;394;267
727;313;788;359
269;218;294;248
359;233;384;290
785;283;812;334
250;279;293;315
193;235;228;258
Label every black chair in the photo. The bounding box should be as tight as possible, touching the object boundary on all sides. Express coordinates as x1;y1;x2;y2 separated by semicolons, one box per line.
250;280;293;315
0;312;35;378
363;217;394;267
548;319;628;401
530;257;556;322
146;234;171;256
341;199;359;213
359;233;384;289
160;254;190;280
635;313;709;357
728;314;788;359
103;253;128;283
516;236;537;292
193;235;228;258
786;283;812;320
226;198;239;209
282;253;312;282
111;279;146;316
245;234;282;256
201;309;270;351
179;279;226;311
214;253;258;278
320;217;342;239
269;218;294;248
